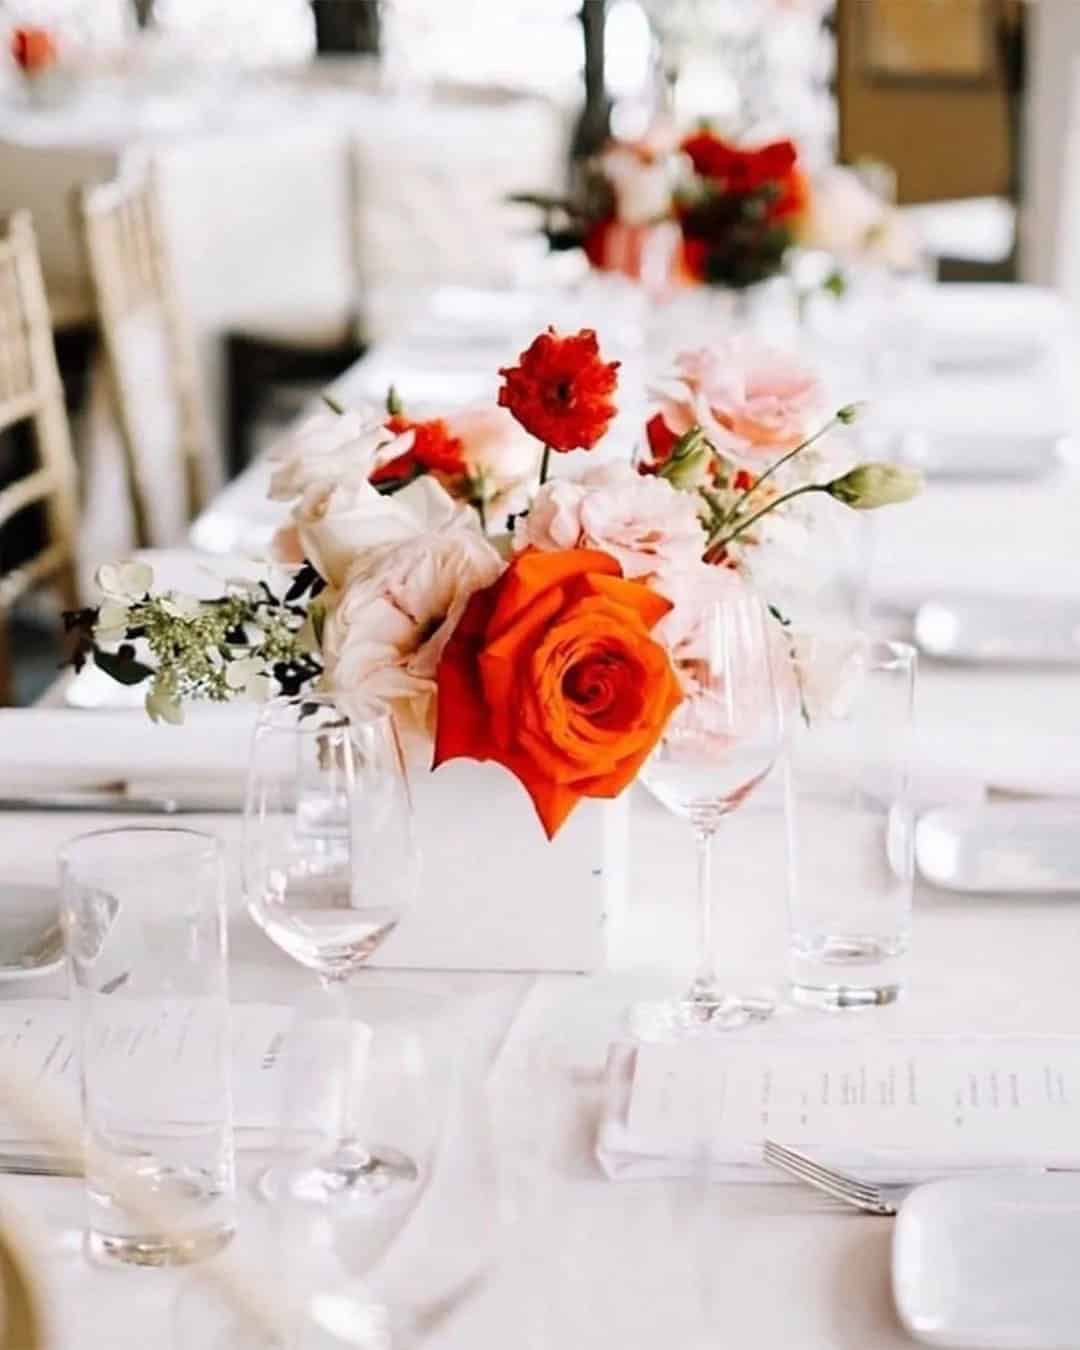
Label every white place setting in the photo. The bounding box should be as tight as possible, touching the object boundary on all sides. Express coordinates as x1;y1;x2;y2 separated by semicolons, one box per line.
4;3;1080;1348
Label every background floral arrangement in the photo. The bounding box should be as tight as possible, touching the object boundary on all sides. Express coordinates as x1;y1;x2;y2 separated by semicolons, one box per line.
67;327;921;838
518;128;915;293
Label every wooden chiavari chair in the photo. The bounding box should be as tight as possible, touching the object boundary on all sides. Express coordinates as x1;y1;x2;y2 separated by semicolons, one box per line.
76;165;212;549
0;211;79;706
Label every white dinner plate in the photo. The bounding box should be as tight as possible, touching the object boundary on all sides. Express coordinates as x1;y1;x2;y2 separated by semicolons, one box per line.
916;803;1080;894
894;1173;1080;1348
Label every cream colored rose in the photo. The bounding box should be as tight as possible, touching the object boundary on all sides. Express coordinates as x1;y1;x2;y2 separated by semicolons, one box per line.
267;407;413;501
296;474;473;588
320;524;504;732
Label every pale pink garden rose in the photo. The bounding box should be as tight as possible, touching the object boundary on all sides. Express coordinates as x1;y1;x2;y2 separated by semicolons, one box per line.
444;405;541;528
654;562;790;743
289;475;471;588
320;523;504;733
650;339;824;470
514;461;705;582
267;407;413;501
801;165;919;271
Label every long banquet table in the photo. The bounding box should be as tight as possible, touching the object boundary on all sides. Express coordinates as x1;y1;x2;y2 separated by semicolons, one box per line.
3;283;1080;1347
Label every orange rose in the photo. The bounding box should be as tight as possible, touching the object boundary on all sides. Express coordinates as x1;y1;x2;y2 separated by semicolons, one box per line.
433;548;682;838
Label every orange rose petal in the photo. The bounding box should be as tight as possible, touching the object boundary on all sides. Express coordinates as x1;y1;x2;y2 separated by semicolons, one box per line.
581;572;673;630
432;588;499;767
488;548;620;638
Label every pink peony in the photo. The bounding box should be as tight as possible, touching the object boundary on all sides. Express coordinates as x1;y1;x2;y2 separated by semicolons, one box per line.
649;339;823;469
320;522;504;732
514;461;705;582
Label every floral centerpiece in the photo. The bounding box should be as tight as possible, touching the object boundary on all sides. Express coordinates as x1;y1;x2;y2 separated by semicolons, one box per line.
67;328;920;840
517;125;809;294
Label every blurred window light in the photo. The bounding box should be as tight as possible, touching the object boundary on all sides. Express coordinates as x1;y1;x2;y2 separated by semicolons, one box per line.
605;0;653;100
152;0;315;64
382;0;583;97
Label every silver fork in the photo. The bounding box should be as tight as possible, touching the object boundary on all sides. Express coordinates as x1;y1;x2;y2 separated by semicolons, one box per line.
762;1139;912;1215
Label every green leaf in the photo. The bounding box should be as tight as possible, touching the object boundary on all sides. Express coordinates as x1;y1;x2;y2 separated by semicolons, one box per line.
93;645;153;686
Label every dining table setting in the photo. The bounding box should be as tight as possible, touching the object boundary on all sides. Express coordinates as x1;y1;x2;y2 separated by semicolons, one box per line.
3;67;1080;1348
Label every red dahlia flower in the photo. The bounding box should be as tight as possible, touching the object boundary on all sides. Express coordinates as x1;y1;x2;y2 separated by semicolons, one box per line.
370;413;466;484
498;328;619;453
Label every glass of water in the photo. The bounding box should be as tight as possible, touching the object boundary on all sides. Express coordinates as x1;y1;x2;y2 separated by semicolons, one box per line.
244;696;420;1207
784;635;916;1009
59;827;234;1267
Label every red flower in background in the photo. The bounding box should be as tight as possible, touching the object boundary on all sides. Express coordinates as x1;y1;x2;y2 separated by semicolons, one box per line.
498;328;619;453
680;130;805;222
11;26;57;73
637;413;679;474
370;414;466;485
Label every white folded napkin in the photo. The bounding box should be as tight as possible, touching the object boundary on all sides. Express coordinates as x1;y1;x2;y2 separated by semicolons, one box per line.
0;706;255;797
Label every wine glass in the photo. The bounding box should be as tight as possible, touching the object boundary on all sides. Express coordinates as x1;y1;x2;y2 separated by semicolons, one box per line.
637;593;785;1035
244;695;421;1206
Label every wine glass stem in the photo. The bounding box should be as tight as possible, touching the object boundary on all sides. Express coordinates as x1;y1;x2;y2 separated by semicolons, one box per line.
692;826;718;999
321;973;369;1161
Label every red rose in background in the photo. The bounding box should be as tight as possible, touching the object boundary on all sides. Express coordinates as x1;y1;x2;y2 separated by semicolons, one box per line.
11;26;57;73
680;130;805;222
370;414;467;485
498;328;619;454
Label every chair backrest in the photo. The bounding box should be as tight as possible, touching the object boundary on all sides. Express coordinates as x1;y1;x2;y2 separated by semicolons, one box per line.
76;165;211;547
0;211;78;636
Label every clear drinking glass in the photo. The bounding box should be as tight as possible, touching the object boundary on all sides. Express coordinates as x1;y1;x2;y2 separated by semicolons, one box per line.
637;594;785;1034
244;696;421;1206
784;635;916;1009
59;827;235;1267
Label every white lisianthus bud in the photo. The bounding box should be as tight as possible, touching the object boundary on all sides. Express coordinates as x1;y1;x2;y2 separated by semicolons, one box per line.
97;560;153;600
825;463;923;510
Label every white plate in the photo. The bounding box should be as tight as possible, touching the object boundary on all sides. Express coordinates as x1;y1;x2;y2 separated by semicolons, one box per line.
916;803;1080;894
894;1173;1080;1348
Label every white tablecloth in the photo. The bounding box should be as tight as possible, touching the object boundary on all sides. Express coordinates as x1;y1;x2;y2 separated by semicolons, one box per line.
5;281;1080;1346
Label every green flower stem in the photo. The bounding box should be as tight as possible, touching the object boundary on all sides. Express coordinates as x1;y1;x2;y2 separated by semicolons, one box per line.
476;497;488;533
539;444;552;486
322;393;346;415
708;483;825;552
719;411;845;527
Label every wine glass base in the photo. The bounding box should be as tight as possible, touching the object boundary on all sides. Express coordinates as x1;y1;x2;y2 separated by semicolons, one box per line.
630;989;775;1041
257;1145;420;1209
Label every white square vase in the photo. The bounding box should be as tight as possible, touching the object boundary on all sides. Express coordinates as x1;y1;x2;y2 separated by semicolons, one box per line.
370;758;628;973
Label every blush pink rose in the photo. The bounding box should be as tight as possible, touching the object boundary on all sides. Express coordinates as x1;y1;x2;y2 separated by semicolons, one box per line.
514;461;705;582
320;524;504;731
650;339;823;469
444;405;541;528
